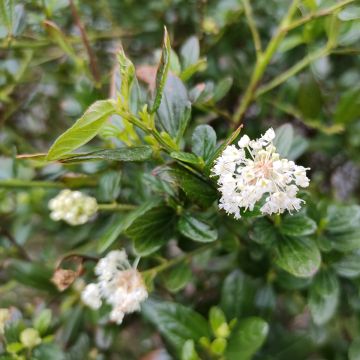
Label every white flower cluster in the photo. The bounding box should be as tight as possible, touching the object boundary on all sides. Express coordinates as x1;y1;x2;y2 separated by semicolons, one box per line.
212;128;310;219
48;189;98;226
81;250;148;324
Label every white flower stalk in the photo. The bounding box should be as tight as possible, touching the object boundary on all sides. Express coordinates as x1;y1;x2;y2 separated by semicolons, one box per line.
81;250;148;325
48;189;98;226
212;128;310;218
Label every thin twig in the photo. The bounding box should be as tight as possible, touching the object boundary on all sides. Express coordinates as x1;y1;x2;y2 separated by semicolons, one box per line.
69;0;101;83
243;0;262;57
98;203;138;211
0;228;31;261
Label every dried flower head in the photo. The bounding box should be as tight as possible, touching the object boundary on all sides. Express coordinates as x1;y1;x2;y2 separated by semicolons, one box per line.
48;189;98;226
81;250;148;324
51;268;78;292
212;128;310;219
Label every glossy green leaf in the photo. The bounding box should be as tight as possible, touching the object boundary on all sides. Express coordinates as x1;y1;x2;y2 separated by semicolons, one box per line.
170;151;202;165
225;317;269;360
308;269;339;325
170;166;217;208
156;73;191;139
163;262;192;293
97;199;162;253
191;124;217;163
280;213;317;237
213;77;233;102
8;260;57;292
273;124;294;158
325;205;360;252
209;307;230;338
61;146;153;163
126;205;176;256
274;237;321;278
221;270;256;320
178;214;217;243
251;218;279;246
333;250;360;278
142;299;211;353
151;27;171;113
47;100;117;160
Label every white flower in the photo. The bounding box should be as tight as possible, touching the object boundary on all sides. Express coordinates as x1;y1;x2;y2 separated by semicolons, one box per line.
212;128;310;218
81;283;102;309
48;190;98;226
81;250;148;325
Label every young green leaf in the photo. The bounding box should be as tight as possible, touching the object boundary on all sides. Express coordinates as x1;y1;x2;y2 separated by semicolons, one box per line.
213;77;233;102
308;269;339;325
181;340;200;360
274;237;321;278
33;310;52;336
178;214;218;243
0;0;14;34
117;47;136;103
151;27;171;113
225;317;269;360
170;151;202;166
209;307;230;338
47;100;117;160
142;299;211;353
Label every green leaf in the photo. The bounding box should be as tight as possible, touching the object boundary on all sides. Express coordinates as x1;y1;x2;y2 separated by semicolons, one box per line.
163;262;192;293
8;260;57;292
349;339;360;360
47;100;117;160
151;27;171;113
221;270;256;320
333;250;360;278
32;343;65;360
274;237;321;278
97;199;162;253
280;213;317;237
181;340;200;360
170;49;181;74
0;0;14;33
178;214;217;243
156;73;191;139
251;218;279;246
339;5;360;21
180;36;200;70
117;47;135;103
308;269;339;325
98;170;121;202
60;146;153;163
334;88;360;124
325;205;360;252
213;77;233;102
170;166;217;208
273;124;294;158
33;310;52;336
297;75;323;119
6;342;24;354
60;306;84;345
225;317;269;360
142;299;211;353
209;307;230;338
170;151;202;166
43;20;80;65
126;205;176;256
191;125;217;163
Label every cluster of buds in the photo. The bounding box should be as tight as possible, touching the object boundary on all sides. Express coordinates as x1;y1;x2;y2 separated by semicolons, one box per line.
81;250;148;325
212;128;310;219
48;190;98;226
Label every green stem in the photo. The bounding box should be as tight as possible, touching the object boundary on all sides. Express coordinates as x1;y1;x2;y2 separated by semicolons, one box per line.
243;0;262;57
233;0;299;125
142;243;216;277
98;203;137;211
0;179;64;188
255;46;330;97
